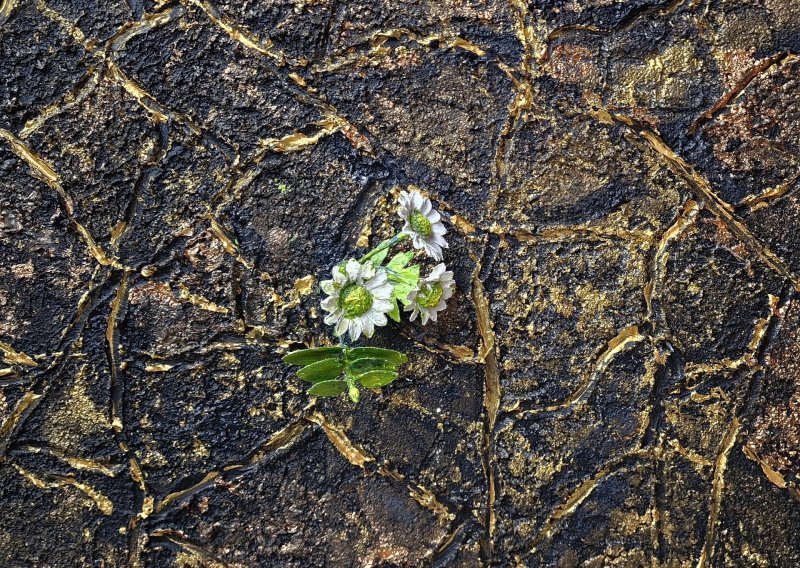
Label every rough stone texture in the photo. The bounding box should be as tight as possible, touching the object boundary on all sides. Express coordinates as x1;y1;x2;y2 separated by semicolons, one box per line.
1;0;799;566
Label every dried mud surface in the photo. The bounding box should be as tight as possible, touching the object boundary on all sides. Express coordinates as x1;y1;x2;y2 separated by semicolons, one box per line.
1;0;800;566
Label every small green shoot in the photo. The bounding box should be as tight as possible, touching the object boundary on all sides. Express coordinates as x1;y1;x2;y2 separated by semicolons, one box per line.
283;345;407;402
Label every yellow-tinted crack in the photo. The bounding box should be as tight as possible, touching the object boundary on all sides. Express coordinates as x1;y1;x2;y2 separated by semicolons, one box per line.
666;438;713;469
512;324;645;417
107;271;131;434
103;272;155;565
0;391;43;457
10;442;124;477
155;417;309;513
0;342;39;368
11;463;115;515
0;128;124;269
645;198;700;324
398;326;479;365
310;27;488;74
593;109;800;291
19;67;103;138
739;170;800;212
307;411;457;524
0;268;116;470
34;0;227;148
543;0;686;48
208;115;351;217
689;52;794;136
471;243;500;558
105;61;197;131
529;449;655;554
690;289;789;566
0;0;18;24
148;530;231;567
184;0;377;165
483;0;543;223
491;224;654;246
132;333;283;367
683;294;778;386
18;5;186;137
183;0;294;67
696;417;740;568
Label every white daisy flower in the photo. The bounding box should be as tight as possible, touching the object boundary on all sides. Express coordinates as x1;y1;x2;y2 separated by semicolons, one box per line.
398;190;448;261
405;263;455;325
320;259;393;341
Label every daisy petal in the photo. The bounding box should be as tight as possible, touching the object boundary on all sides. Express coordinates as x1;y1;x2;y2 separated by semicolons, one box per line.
350;318;362;341
431;233;448;248
321;296;338;312
324;310;342;325
345;259;361;281
428;263;446;280
372;299;393;312
361;316;374;338
368;311;388;327
361;261;376;280
424;243;443;261
371;283;394;300
365;271;387;290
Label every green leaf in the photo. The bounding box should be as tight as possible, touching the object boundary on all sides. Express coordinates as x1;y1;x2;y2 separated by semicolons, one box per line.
386;253;420;306
371;248;389;266
308;380;348;397
357;370;399;388
387;251;414;270
350;357;398;374
369;237;395;266
390;268;419;306
387;297;401;322
297;358;344;382
283;347;344;366
348;347;408;366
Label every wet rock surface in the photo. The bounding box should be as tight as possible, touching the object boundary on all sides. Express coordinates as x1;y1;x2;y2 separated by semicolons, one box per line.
1;0;799;566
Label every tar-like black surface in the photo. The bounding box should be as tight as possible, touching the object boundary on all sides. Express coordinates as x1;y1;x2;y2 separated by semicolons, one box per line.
1;0;800;566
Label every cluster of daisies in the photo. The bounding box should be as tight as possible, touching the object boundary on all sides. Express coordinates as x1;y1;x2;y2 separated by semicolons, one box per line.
320;190;455;342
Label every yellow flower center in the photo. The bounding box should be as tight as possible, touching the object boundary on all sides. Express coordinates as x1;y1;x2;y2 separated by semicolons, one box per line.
409;210;433;237
339;284;373;318
417;283;443;308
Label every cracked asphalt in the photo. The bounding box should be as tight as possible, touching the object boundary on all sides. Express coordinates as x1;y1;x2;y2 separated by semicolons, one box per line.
1;0;800;566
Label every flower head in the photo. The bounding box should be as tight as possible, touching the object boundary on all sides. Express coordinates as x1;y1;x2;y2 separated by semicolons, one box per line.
398;190;448;261
405;263;455;325
320;259;393;341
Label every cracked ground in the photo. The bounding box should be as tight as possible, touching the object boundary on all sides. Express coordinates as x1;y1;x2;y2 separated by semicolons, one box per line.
1;0;800;566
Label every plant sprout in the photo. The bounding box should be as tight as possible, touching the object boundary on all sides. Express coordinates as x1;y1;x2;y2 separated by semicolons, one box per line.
282;189;455;402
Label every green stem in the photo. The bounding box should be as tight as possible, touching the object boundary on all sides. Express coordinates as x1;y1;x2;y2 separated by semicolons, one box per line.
344;370;360;403
338;347;359;403
360;233;408;265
